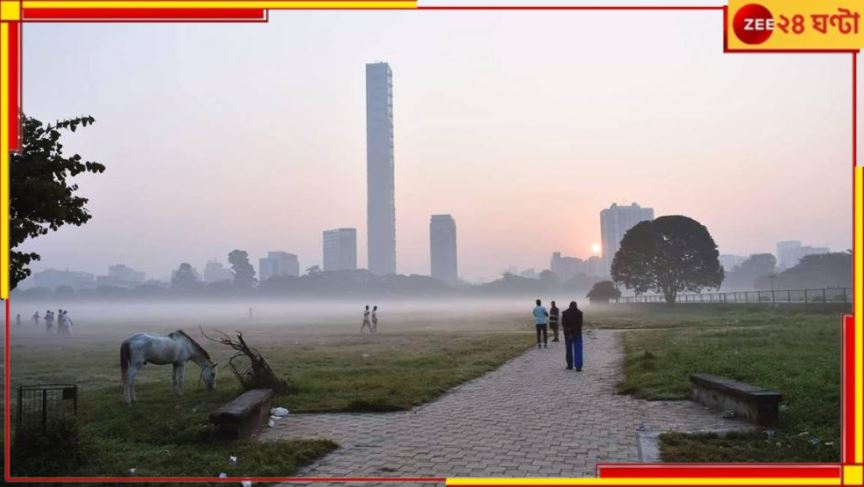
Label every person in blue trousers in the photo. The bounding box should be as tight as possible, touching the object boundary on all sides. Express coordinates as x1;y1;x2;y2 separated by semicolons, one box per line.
561;301;584;371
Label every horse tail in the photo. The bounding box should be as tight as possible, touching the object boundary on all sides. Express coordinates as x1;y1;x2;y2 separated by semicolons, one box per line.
120;340;130;385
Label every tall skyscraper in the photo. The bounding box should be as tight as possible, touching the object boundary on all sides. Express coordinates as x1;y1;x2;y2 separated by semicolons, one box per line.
430;214;458;285
600;203;654;275
366;62;396;275
258;251;300;281
323;228;357;272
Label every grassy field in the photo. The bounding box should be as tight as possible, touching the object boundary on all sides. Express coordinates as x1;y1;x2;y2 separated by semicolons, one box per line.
4;304;533;477
615;308;841;462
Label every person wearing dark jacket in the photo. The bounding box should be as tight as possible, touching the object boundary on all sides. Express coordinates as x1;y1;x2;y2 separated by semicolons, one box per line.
561;301;584;371
548;301;560;342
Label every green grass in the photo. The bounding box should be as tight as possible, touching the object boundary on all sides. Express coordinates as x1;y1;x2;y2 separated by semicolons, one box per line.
617;309;841;462
7;322;532;477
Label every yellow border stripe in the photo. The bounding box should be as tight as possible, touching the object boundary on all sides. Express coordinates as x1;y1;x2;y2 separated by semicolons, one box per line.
22;1;416;8
0;22;9;300
856;166;864;464
446;478;840;486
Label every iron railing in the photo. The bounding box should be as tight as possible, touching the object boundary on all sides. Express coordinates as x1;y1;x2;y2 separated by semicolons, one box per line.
615;287;852;305
15;384;78;430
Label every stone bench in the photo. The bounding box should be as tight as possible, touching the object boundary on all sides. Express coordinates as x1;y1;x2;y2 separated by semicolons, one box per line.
690;373;782;426
209;389;274;440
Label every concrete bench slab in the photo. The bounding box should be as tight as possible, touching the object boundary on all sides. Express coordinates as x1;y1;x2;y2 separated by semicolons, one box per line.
210;388;274;440
690;373;781;426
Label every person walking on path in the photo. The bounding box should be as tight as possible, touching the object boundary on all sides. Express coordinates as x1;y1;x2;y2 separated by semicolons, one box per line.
361;305;373;333
371;305;379;333
562;301;584;371
532;299;549;349
549;301;560;342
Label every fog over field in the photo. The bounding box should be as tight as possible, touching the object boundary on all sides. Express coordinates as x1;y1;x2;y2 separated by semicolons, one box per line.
8;298;587;338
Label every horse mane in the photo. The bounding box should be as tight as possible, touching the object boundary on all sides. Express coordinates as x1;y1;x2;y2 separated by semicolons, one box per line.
170;329;212;361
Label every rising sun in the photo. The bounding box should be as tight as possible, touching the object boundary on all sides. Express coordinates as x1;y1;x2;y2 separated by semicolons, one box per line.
591;243;602;254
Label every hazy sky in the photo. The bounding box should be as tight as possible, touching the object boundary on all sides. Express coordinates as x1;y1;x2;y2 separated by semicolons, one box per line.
20;9;854;282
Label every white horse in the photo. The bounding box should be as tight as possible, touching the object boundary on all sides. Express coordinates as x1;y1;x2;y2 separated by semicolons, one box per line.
120;330;217;405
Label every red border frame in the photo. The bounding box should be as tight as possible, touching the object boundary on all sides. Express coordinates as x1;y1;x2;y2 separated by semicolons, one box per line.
1;2;859;484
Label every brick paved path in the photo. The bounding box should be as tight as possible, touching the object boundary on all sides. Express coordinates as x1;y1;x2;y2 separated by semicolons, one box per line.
264;330;748;485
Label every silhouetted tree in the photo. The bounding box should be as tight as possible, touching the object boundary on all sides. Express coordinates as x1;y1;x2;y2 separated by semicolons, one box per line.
586;280;621;303
612;215;723;304
723;253;776;290
10;115;105;289
755;251;851;290
228;250;256;289
171;262;199;289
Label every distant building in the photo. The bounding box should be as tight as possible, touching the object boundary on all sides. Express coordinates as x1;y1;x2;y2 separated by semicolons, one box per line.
203;260;233;283
550;252;606;279
719;254;747;272
97;264;146;288
258;251;300;281
520;268;538;279
430;214;458;285
323;228;358;271
600;203;654;275
776;241;830;269
366;61;397;276
25;269;95;290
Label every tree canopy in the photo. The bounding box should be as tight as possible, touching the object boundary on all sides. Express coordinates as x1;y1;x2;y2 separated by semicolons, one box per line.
586;280;621;303
723;253;776;290
10;115;105;289
171;262;200;289
611;215;723;304
228;250;256;289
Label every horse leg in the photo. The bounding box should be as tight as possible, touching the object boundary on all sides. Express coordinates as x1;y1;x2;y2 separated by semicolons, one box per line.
128;365;140;404
177;363;186;394
171;364;179;393
123;367;132;405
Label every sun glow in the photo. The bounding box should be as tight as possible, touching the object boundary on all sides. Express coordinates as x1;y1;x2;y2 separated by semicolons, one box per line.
591;243;602;254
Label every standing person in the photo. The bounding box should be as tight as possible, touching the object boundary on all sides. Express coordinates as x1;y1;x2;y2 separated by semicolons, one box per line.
45;310;54;335
549;301;560;342
32;311;40;326
15;314;21;327
371;305;378;333
360;305;373;333
248;307;253;320
562;301;584;371
57;309;63;335
532;299;549;349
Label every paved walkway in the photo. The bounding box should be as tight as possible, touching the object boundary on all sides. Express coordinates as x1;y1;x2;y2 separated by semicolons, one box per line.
263;330;748;485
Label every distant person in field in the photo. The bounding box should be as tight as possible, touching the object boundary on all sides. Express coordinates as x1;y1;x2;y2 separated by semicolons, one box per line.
57;309;63;334
371;305;379;333
361;305;373;333
548;301;560;342
532;299;549;349
562;301;584;371
15;314;21;327
249;307;253;320
45;310;54;335
32;311;40;326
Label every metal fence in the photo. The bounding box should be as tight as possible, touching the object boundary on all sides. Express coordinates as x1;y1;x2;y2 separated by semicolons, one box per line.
615;287;852;305
16;384;78;430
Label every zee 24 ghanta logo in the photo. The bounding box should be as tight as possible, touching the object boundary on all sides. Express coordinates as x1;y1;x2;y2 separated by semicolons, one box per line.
732;3;861;45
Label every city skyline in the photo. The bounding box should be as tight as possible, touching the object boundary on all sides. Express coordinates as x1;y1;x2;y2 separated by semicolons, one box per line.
18;11;852;282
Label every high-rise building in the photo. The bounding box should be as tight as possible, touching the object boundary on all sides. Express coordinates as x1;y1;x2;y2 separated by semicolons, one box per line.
430;214;458;285
258;251;300;282
776;240;830;269
366;62;396;275
600;203;654;275
323;228;358;272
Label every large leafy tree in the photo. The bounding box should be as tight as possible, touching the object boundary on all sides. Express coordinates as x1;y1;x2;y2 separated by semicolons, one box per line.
228;249;256;289
10;115;105;289
171;262;200;289
611;215;723;304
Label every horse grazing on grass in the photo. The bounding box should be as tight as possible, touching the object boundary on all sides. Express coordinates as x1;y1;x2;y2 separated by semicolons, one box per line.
120;330;217;405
